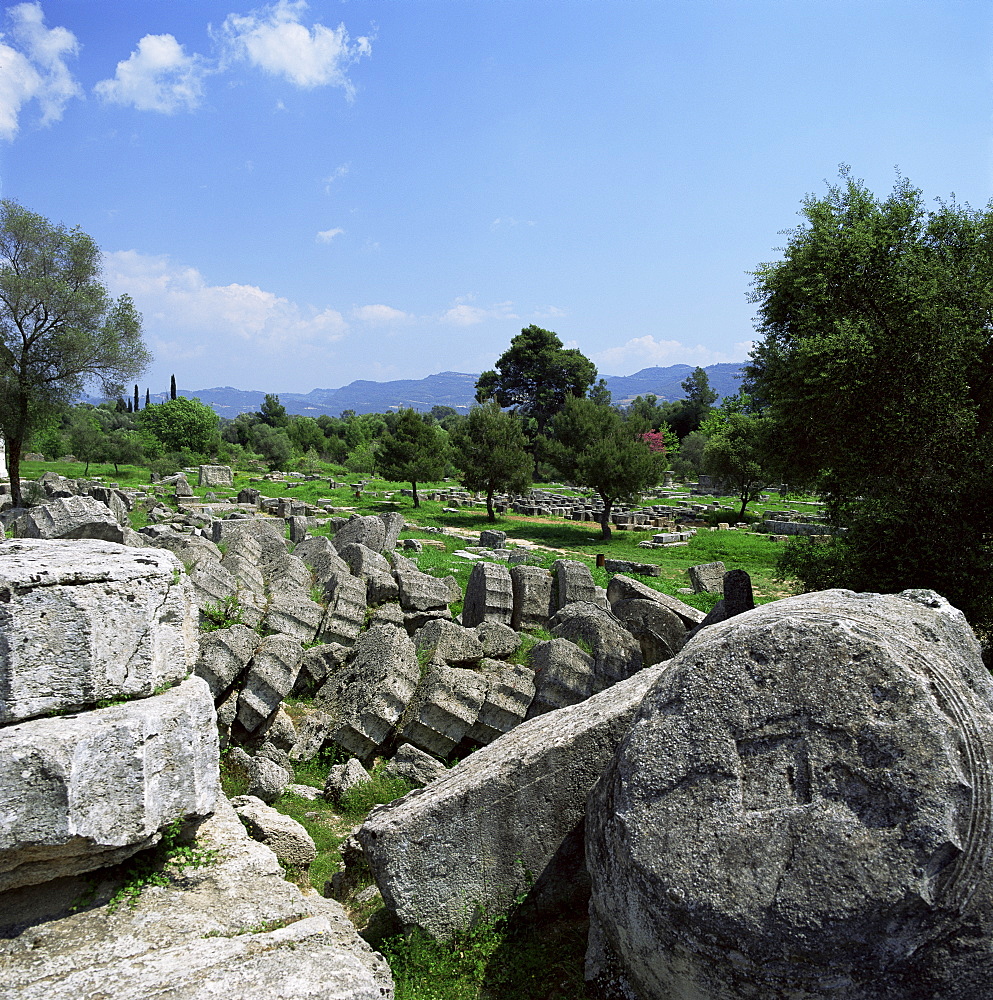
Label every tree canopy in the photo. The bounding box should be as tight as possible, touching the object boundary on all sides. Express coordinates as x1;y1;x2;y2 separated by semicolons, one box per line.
745;168;993;629
377;408;447;507
138;395;219;456
475;325;598;433
0;200;150;503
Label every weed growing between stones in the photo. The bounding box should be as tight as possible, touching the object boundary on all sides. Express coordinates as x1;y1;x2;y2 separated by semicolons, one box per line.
200;594;246;631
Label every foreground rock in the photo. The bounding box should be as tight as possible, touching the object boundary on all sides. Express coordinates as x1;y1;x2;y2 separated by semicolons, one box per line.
0;677;218;893
0;797;393;1000
358;663;666;939
587;589;993;1000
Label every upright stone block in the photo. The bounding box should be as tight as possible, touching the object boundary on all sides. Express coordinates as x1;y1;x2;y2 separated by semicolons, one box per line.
510;564;555;631
553;559;600;610
462;561;513;627
237;634;304;733
198;464;234;487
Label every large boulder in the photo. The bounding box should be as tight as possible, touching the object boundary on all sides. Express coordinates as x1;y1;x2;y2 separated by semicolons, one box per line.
16;495;126;542
414;618;484;667
462;561;514;627
0;539;196;724
401;664;489;759
606;574;705;628
510;564;555;631
586;589;993;1000
236;634;304;733
333;515;387;554
549;602;643;690
194;624;262;700
0;676;218;893
393;563;451;612
358;664;667;939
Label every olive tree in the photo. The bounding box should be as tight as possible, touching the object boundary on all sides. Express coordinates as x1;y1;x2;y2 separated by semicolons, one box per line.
0;200;150;504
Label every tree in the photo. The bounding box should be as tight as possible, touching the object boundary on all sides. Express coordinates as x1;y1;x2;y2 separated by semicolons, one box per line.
377;408;447;507
450;400;534;520
745;168;993;629
252;423;293;471
544;396;666;540
68;408;102;476
133;384;139;412
258;393;289;428
145;387;151;409
138;395;218;455
103;429;143;473
170;373;177;400
702;412;774;519
475;325;598;433
667;366;718;438
0;201;150;504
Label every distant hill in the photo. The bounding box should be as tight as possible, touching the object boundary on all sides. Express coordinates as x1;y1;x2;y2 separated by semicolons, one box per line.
136;363;746;418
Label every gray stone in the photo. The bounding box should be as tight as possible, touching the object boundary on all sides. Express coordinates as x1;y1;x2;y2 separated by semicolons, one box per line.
462;561;514;627
0;677;218;893
197;464;233;487
17;494;127;542
587;589;993;1000
687;560;726;593
0;796;393;1000
723;567;755;617
401;664;489;759
220;548;266;597
231;794;317;867
467;659;535;744
553;559;603;610
368;602;406;630
611;598;685;666
339;541;393;586
527;638;595;717
262;591;323;644
550;602;643;690
359;664;666;939
288;712;336;763
324;758;369;804
479;529;506;549
195;624;262;700
236;634;304;733
333;515;387;554
287;514;309;543
473;621;521;659
266;551;314;597
314;625;421;761
211;518;290;578
414;618;484;666
606;573;705;628
510;564;555;631
292;642;348;696
317;569;367;646
382;743;447;788
394;563;451;612
0;539;196;724
187;557;239;615
379;511;405;551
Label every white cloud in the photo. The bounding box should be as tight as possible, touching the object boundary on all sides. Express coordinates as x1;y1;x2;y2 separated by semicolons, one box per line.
532;305;566;322
351;304;410;325
316;227;344;243
490;217;536;231
324;163;349;192
94;33;207;113
440;297;518;326
592;335;754;372
219;0;371;94
103;250;348;353
0;2;81;140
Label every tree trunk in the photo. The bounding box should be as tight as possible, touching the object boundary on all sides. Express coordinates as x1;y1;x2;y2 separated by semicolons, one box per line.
486;487;496;521
411;481;420;507
7;433;22;507
599;496;613;541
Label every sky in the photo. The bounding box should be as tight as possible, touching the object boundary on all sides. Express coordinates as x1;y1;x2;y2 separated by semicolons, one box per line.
2;0;992;396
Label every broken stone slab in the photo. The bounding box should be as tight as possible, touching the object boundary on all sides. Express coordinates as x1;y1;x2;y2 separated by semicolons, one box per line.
394;563;452;612
324;758;369;804
211;518;290;579
401;664;489;759
611;598;686;666
333;515;387;554
526;638;595;718
0;796;394;1000
194;624;262;700
0;676;218;893
414;618;484;666
462;561;514;627
187;557;239;614
0;539;197;724
266;551;314;598
586;589;993;1000
359;664;667;939
289;711;336;763
549;602;643;691
314;625;421;761
606;574;705;628
473;621;521;660
382;743;447;788
317;569;367;647
262;591;323;645
220;543;266;596
687;560;726;593
292;642;348;697
379;511;405;551
467;659;536;744
236;634;304;734
231;795;316;868
510;564;555;631
16;495;127;543
197;464;233;487
244;755;292;804
479;529;507;549
552;559;605;610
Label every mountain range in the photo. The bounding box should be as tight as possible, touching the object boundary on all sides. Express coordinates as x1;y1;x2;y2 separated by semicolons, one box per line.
144;363;746;418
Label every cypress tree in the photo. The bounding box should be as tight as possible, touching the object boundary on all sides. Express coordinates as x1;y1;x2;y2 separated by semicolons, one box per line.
145;388;151;408
133;384;139;412
170;374;177;400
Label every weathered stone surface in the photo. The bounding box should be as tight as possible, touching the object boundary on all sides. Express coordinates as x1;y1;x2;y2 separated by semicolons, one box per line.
287;515;309;543
382;743;447;788
462;561;514;627
0;677;218;893
607;573;706;628
317;569;367;646
236;634;304;733
474;621;521;659
221;534;266;595
245;754;291;804
289;712;336;763
324;758;369;803
611;598;685;665
368;602;406;630
723;567;755;617
195;624;262;700
394;563;451;612
468;659;535;744
266;551;313;597
527;638;595;717
231;794;316;867
263;590;322;644
402;665;488;758
292;642;348;696
479;529;506;549
211;518;290;578
333;515;387;554
687;559;726;593
379;511;405;551
414;618;484;666
0;796;394;1000
553;559;604;610
360;664;666;939
510;564;555;631
0;539;196;724
587;589;993;1000
17;495;126;542
315;625;421;761
187;557;239;614
198;464;233;487
550;602;643;690
340;541;393;585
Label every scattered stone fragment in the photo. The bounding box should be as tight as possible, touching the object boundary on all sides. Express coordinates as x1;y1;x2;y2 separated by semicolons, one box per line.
324;758;369;804
687;560;726;593
236;634;304;734
382;743;447;788
231;794;316;867
527;638;595;717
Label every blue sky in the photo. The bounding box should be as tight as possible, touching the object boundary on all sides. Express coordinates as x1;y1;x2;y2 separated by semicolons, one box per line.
2;0;992;395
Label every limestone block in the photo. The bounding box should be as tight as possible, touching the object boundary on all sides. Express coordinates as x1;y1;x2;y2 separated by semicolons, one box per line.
510;564;555;631
144;528;222;567
324;758;369;804
606;573;705;628
231;795;316;867
611;598;685;665
723;567;755;616
287;514;309;543
318;569;367;647
379;511;405;551
0;539;196;724
262;591;322;644
194;624;262;700
586;589;993;1000
314;625;421;761
552;559;603;610
221;549;266;596
236;634;304;733
479;529;506;549
550;602;643;690
0;676;218;892
462;561;514;627
16;495;127;542
468;659;535;744
359;664;667;939
245;755;291;804
394;564;451;612
383;743;447;788
339;541;392;583
266;551;313;598
473;622;521;660
687;560;726;593
414;618;484;666
197;464;234;487
333;515;387;554
402;665;489;759
292;642;348;696
527;638;595;717
211;518;290;580
289;712;336;763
